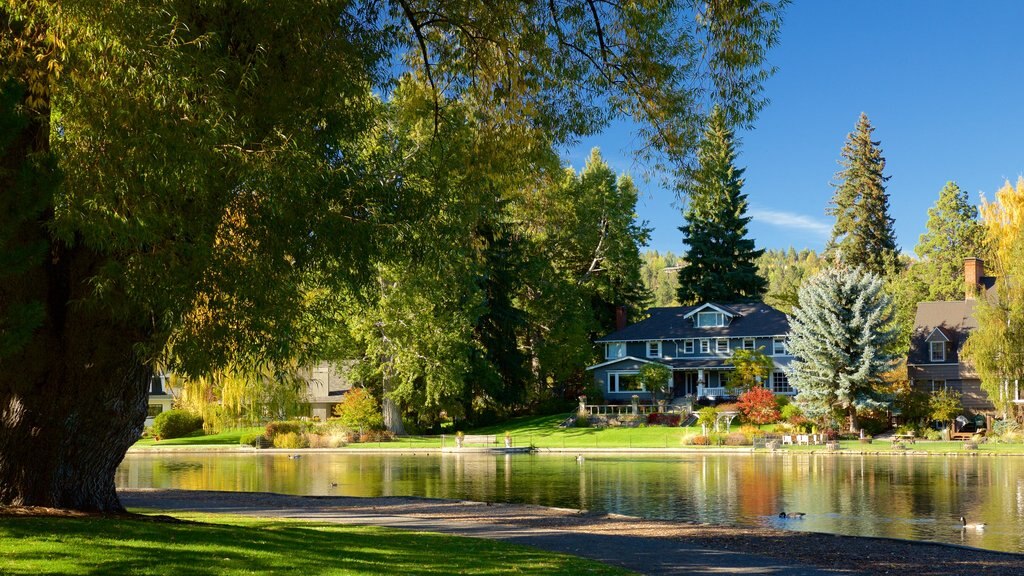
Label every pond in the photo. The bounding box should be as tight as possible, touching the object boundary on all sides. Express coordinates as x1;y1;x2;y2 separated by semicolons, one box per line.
117;452;1024;554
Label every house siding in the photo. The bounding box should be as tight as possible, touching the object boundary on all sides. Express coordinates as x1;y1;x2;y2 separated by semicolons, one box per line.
908;365;994;412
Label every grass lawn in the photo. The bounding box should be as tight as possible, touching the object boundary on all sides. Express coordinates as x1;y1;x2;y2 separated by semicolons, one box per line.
129;414;1024;454
0;511;633;576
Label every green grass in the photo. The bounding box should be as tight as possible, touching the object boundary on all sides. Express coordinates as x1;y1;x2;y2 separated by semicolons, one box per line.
129;414;1024;454
0;511;633;576
134;427;263;447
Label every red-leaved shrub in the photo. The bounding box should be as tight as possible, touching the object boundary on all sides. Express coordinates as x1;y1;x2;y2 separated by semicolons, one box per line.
737;387;780;425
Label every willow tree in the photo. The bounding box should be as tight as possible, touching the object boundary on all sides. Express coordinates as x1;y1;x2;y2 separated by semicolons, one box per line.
0;1;785;511
962;178;1024;417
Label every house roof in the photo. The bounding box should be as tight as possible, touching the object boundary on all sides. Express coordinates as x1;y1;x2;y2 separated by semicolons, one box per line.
595;302;789;342
907;300;978;365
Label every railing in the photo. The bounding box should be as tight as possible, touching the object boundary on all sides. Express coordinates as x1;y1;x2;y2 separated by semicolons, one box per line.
699;387;729;397
580;403;690;416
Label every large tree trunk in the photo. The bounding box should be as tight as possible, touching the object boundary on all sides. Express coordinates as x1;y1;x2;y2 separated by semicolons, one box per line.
381;368;406;436
0;62;149;511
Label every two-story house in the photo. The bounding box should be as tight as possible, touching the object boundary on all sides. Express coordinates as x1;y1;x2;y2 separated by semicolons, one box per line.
587;302;795;402
906;258;1024;413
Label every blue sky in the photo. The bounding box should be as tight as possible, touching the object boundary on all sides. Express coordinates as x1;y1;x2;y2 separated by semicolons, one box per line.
564;1;1024;255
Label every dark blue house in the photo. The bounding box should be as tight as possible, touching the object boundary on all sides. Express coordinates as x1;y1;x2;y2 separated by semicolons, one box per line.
587;302;795;401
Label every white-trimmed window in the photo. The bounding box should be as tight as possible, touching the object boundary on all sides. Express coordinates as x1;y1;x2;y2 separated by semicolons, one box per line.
647;341;662;358
696;311;726;327
930;341;945;362
700;339;711;354
683;339;695;354
716;338;729;353
742;338;755;351
929;380;947;392
608;372;644;393
772;371;794;394
773;337;787;355
605;342;625;359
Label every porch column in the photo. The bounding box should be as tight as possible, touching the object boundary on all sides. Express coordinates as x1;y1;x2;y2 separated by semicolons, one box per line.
697;369;705;396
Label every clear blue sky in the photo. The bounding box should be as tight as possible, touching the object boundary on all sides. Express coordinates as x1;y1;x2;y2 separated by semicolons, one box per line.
565;1;1024;255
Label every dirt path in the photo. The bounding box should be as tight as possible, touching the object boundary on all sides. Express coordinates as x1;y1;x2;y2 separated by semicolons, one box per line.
119;489;1023;576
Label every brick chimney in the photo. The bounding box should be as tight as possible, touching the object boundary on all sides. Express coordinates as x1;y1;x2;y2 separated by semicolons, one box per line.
964;258;984;300
615;306;627;331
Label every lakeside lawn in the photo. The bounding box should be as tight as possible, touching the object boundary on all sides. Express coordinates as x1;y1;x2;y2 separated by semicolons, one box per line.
0;511;633;576
130;414;1024;454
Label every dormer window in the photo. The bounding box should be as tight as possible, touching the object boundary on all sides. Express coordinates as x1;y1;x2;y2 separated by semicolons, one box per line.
605;342;625;359
930;341;945;362
647;341;662;358
696;311;726;327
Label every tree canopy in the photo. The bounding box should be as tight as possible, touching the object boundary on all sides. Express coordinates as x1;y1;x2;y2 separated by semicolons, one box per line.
824;113;898;276
1;1;787;510
676;107;766;304
914;182;985;301
786;267;898;431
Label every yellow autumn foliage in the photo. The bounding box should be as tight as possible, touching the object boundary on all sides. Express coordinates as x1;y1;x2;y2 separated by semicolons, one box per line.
979;177;1024;275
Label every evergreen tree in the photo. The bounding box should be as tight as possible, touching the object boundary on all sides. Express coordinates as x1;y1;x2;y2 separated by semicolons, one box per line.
787;267;898;432
676;108;766;304
825;114;899;276
914;182;985;301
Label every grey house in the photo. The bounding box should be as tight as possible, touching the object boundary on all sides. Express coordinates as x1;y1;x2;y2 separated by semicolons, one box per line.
587;302;795;401
906;258;1023;413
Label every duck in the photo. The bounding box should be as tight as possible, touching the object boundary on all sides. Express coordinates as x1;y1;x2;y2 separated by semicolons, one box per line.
960;516;985;530
778;512;805;519
288;454;302;460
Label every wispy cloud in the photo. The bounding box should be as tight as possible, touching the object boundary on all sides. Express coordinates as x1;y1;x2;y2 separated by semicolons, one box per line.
749;208;831;237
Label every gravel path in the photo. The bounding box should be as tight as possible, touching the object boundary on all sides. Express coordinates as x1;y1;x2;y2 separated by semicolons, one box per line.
119;489;1023;576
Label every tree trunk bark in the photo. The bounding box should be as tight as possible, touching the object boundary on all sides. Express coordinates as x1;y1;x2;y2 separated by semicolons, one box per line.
0;70;150;512
381;369;406;436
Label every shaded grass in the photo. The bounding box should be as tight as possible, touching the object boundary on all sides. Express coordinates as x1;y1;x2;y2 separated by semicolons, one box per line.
134;427;263;447
0;511;633;576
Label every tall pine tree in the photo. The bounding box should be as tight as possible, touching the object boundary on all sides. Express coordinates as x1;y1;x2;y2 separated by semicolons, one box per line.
676;107;766;304
914;181;985;301
825;113;899;276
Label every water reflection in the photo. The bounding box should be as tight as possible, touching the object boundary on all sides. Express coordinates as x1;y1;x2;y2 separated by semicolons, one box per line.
117;453;1024;553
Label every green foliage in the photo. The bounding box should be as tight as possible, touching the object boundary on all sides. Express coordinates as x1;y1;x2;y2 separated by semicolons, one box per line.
780;403;803;422
737;387;780;425
825;114;899;276
677;107;766;304
696;406;719;433
151;410;203;440
272;432;308;449
726;348;774;391
574;413;592;428
239;432;266;447
637;363;672;400
264;421;304;440
332;388;384;431
914;182;986;300
928;389;962;429
787;267;899;431
756;248;823;314
640;250;682;307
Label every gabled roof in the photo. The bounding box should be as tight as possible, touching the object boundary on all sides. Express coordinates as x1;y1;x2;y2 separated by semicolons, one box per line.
926;327;951;342
595;302;789;343
682;303;740;319
907;300;977;365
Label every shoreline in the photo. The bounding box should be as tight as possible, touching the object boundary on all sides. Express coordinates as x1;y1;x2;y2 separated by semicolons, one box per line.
118;488;1023;576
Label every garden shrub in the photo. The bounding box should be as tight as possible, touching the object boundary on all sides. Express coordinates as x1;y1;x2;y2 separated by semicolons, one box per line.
646;413;681;426
691;435;710;446
575;413;592;428
359;429;394;443
273;431;308;449
265;420;304;440
737;387;779;425
333;387;385;431
924;429;942;441
152;409;203;440
239;432;266;447
724;432;751;446
305;433;346;448
992;419;1020;437
739;425;766;438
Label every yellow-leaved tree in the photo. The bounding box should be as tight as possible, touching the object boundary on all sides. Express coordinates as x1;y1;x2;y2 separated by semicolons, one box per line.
963;178;1024;418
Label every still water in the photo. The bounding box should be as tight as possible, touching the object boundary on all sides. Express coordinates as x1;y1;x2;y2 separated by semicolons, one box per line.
117;452;1024;553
